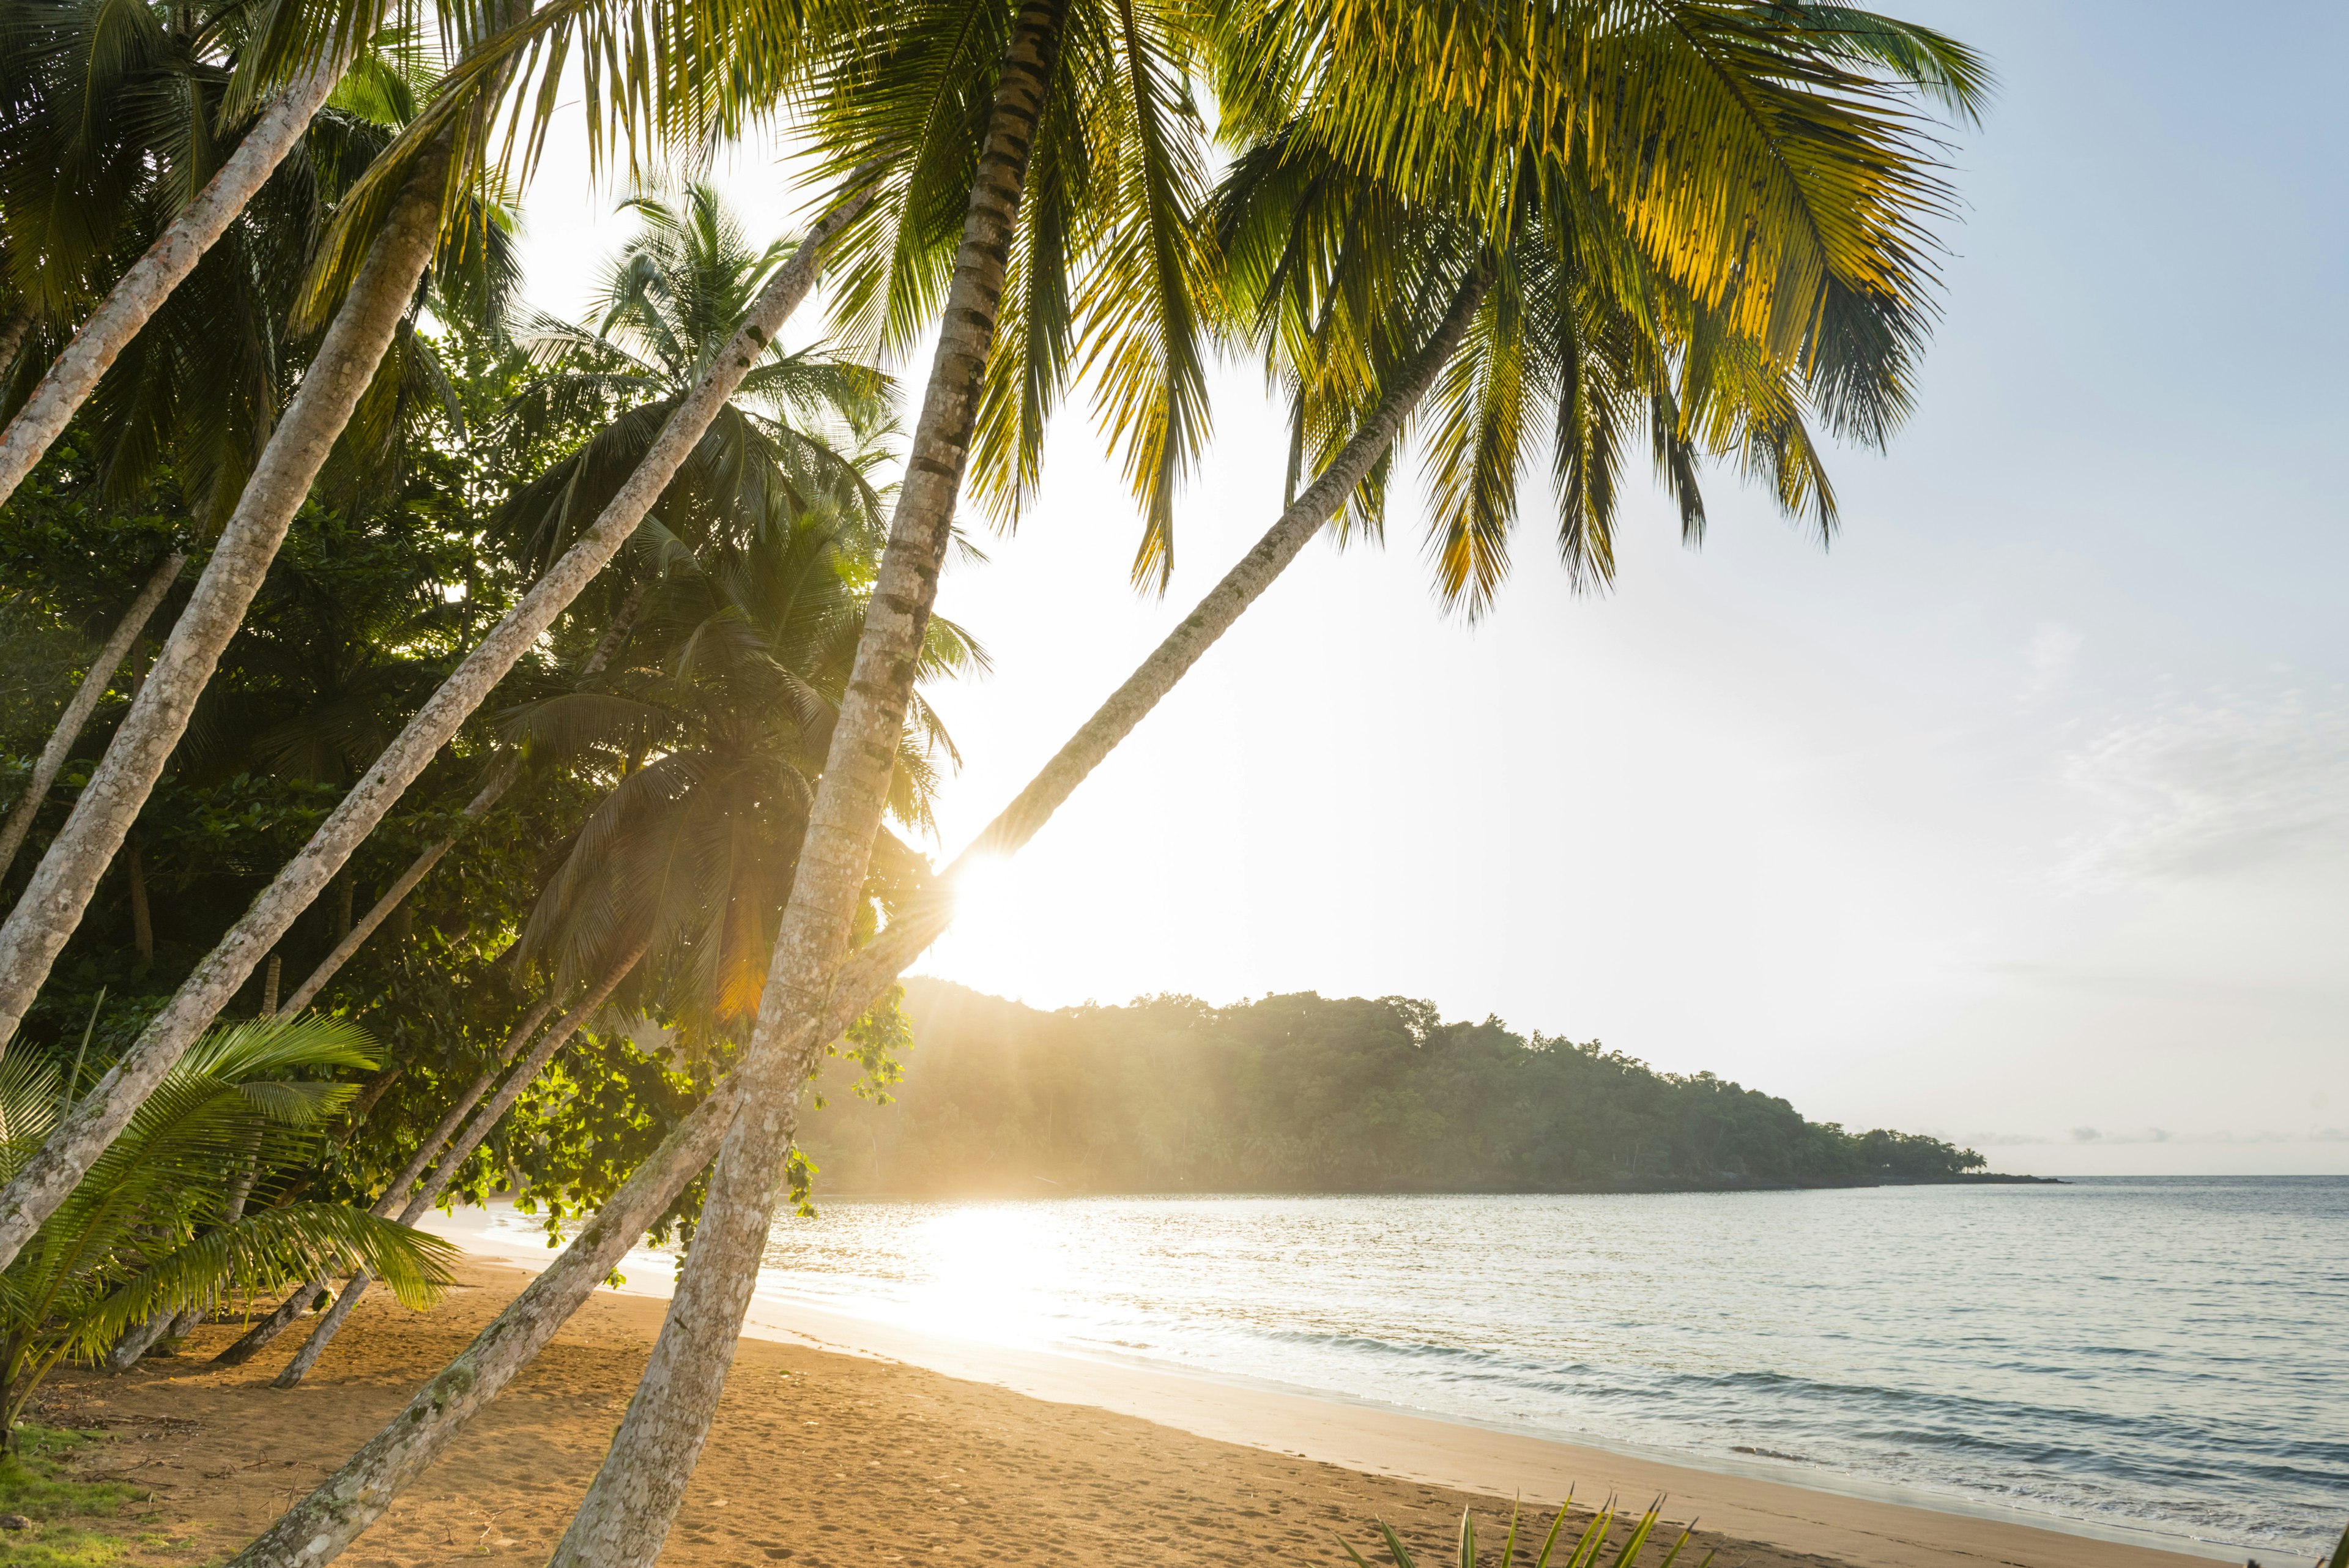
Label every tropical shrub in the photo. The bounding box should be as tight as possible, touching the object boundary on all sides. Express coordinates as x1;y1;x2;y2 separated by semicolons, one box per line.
0;1013;456;1436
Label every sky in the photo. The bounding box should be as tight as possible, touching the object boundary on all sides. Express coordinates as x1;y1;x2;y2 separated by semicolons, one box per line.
509;0;2349;1175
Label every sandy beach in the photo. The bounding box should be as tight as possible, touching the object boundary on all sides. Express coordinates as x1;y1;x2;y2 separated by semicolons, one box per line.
20;1209;2238;1568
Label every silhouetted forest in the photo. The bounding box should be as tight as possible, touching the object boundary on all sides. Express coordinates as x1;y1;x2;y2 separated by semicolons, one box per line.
798;982;1999;1196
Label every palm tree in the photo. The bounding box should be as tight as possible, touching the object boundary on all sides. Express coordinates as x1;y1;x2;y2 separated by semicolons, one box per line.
0;0;852;1050
508;498;982;1013
270;177;897;1017
272;497;982;1383
0;177;878;1272
500;179;894;583
0;4;530;1069
168;10;1981;1564
0;1011;454;1434
0;4;429;510
546;2;1222;1554
549;6;1988;1565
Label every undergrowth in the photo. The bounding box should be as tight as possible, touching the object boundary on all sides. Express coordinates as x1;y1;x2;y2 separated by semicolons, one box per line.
0;1425;154;1568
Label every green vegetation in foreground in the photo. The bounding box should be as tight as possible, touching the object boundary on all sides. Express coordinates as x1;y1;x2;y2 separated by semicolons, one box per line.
0;1425;155;1568
1341;1498;1710;1568
801;981;2023;1197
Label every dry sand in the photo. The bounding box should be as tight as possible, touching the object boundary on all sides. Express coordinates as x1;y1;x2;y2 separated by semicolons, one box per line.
26;1228;2230;1568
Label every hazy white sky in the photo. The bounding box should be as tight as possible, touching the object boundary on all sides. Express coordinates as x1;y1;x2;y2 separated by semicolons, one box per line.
511;0;2349;1175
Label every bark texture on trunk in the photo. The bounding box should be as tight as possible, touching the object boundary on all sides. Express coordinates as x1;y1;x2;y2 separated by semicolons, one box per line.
213;264;1486;1568
547;14;1069;1567
273;953;635;1386
0;552;185;885
0;141;451;1061
279;765;515;1016
0;56;347;508
579;578;650;678
0;187;874;1274
101;1307;176;1372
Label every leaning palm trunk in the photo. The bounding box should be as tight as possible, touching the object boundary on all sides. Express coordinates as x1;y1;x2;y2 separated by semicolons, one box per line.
0;56;349;509
221;263;1482;1566
0;185;877;1275
544;8;1070;1557
273;948;639;1386
0;552;185;890
209;994;558;1369
0;139;456;1059
278;764;517;1016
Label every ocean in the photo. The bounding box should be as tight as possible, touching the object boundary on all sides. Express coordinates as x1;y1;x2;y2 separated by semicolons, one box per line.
727;1176;2347;1558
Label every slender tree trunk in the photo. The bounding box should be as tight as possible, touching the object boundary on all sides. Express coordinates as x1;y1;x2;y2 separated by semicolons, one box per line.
102;1307;177;1372
279;765;515;1016
580;578;650;678
383;995;560;1213
125;838;154;969
0;552;185;886
273;948;639;1386
333;876;354;942
549;13;1071;1566
0;180;877;1276
339;1066;404;1137
0;55;348;508
0;143;456;1064
210;994;557;1369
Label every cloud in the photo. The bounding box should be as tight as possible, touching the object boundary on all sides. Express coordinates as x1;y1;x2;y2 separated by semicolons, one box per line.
2058;695;2349;883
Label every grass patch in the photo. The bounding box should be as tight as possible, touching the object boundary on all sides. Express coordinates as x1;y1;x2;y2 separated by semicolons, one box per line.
0;1425;153;1568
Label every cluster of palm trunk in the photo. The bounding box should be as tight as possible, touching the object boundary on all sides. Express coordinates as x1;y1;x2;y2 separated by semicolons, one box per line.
0;2;1989;1566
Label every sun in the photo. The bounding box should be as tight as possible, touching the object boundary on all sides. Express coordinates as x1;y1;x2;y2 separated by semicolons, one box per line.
948;853;1025;926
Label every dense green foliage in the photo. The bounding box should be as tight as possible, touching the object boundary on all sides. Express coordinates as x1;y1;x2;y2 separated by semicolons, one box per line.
0;1015;456;1426
0;266;932;1253
800;981;1989;1195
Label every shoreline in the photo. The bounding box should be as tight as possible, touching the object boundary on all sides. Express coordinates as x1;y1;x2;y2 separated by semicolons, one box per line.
423;1206;2231;1568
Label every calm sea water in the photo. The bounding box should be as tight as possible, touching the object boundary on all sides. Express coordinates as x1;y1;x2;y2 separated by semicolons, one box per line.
725;1178;2347;1557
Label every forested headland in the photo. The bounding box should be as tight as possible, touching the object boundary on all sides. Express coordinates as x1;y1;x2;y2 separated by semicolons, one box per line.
799;981;2014;1197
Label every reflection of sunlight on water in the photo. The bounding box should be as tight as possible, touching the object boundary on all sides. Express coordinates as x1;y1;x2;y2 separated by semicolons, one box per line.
896;1204;1062;1345
756;1202;1072;1350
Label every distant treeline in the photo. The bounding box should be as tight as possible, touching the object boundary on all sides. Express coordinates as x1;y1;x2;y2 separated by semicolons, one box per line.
798;982;1997;1197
